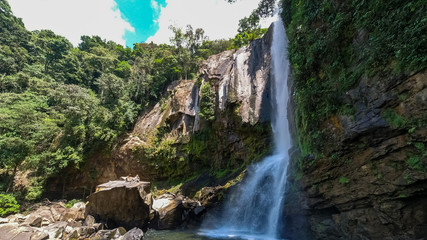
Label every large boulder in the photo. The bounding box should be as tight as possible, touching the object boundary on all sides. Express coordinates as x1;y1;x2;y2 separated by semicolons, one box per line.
118;227;144;240
152;194;183;230
86;180;152;229
151;193;204;230
0;223;48;240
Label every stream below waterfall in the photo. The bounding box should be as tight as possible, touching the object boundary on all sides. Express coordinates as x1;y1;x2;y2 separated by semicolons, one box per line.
143;229;284;240
143;230;215;240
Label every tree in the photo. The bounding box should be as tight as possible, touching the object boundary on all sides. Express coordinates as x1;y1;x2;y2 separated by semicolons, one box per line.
96;73;125;104
170;25;207;79
114;61;131;79
129;56;153;105
78;35;107;52
32;30;73;74
0;137;30;192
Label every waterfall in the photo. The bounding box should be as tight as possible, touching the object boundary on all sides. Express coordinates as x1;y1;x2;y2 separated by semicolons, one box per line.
193;79;204;132
200;13;291;240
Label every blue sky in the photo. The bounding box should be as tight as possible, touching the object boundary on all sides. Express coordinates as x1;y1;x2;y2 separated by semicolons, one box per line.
8;0;271;47
114;0;166;46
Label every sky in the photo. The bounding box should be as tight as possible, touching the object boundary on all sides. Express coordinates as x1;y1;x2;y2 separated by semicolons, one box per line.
8;0;271;47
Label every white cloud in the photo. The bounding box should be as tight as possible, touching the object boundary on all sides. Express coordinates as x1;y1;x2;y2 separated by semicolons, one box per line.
8;0;134;46
150;0;160;12
146;0;274;44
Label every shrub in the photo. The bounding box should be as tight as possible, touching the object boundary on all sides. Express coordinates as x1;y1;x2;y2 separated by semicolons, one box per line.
339;176;350;184
0;194;20;217
65;199;82;208
199;82;215;121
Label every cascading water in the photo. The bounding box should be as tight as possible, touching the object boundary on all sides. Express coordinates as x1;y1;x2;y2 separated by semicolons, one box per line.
193;79;204;132
200;11;291;240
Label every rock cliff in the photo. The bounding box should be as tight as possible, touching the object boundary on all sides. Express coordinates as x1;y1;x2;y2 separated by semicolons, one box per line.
47;26;274;199
284;70;427;239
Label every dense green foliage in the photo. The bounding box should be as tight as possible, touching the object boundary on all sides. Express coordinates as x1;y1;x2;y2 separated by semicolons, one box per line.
199;82;215;121
0;194;20;216
0;0;242;200
281;0;427;153
0;0;273;201
231;28;268;49
228;0;273;49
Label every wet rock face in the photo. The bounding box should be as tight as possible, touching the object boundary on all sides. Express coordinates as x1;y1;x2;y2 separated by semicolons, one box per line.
86;181;152;229
200;26;273;124
286;71;427;240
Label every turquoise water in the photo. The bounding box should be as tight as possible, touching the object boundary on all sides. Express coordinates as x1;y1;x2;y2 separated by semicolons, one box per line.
143;230;248;240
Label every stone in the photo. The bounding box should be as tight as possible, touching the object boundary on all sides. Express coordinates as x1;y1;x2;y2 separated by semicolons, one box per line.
152;195;184;230
93;227;127;240
67;230;79;239
65;225;74;233
0;217;9;224
76;226;96;237
84;214;96;226
61;202;85;222
42;221;67;239
0;223;20;239
41;218;50;227
119;227;144;240
86;180;152;229
23;214;42;227
93;222;104;231
30;231;49;240
196;186;225;208
0;223;49;240
54;227;65;239
193;206;205;216
7;214;27;224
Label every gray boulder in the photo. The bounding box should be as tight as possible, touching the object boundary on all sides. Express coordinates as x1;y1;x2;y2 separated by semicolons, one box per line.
86;180;152;229
119;227;144;240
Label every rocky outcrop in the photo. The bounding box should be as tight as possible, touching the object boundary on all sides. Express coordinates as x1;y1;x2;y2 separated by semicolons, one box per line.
47;26;274;198
85;180;207;231
0;201;126;240
150;193;204;230
199;26;273;124
285;70;427;239
86;180;152;229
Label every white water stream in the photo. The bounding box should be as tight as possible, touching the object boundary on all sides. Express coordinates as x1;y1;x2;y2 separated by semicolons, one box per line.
200;13;291;240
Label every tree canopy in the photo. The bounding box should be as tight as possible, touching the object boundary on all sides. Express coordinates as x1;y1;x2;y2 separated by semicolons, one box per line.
0;0;270;201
